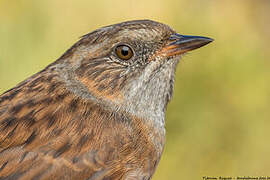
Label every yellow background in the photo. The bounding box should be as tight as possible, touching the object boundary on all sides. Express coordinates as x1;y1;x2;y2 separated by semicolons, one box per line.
0;0;270;179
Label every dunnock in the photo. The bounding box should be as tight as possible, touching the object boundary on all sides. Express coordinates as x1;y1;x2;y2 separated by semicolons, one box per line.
0;20;213;179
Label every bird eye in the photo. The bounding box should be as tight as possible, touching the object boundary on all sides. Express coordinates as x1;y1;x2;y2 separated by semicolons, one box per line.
115;45;134;60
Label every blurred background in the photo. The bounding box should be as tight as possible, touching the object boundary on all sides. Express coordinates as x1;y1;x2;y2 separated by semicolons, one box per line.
0;0;270;179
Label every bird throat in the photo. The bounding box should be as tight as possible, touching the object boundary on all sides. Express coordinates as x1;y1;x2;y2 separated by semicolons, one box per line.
120;58;179;129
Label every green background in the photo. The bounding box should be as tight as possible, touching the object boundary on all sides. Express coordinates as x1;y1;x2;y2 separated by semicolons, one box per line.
0;0;269;179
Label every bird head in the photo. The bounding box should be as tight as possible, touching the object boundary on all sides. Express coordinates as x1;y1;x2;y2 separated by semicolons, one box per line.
55;20;213;122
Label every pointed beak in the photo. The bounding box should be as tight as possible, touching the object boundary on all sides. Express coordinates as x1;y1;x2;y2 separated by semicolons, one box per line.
160;33;213;57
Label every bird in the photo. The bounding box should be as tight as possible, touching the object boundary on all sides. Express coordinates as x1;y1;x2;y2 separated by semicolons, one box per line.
0;20;213;180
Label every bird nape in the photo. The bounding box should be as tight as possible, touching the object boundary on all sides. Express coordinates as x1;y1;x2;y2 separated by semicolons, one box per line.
0;20;213;180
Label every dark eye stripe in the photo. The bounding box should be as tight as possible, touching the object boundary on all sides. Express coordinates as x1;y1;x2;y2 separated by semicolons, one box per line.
115;45;134;60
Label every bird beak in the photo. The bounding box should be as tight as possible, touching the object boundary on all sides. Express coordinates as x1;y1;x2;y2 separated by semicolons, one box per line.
160;33;213;57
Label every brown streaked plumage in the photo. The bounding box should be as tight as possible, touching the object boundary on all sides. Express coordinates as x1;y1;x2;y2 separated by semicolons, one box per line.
0;20;213;179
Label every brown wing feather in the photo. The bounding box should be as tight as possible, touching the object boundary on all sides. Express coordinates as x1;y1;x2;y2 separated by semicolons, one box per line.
0;72;113;179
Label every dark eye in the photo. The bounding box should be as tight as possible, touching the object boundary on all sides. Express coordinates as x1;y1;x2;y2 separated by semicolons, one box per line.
115;45;134;60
